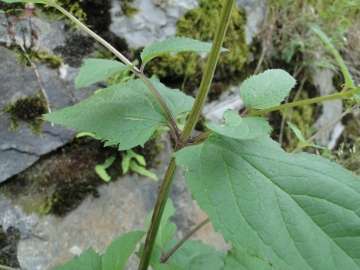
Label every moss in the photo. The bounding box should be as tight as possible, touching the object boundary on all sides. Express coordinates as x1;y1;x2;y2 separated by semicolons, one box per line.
0;137;162;217
120;1;139;18
145;0;249;93
0;226;20;268
2;95;47;135
54;34;94;67
15;47;62;69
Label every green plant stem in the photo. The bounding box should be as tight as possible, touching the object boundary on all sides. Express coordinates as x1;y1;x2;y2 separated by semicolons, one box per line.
138;1;234;269
161;218;210;263
245;86;360;118
179;0;235;144
50;0;179;135
138;157;178;270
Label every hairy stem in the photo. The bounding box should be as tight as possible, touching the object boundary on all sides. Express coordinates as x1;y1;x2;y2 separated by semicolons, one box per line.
161;218;210;263
138;1;235;269
50;1;179;134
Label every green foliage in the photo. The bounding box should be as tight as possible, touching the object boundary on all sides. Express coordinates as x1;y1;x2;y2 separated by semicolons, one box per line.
205;109;272;140
164;239;225;270
287;122;325;150
240;69;296;110
43;79;194;150
94;155;116;182
75;59;128;89
4;0;360;269
140;36;228;65
173;133;360;269
55;247;102;270
56;231;145;270
102;231;145;270
263;0;360;77
309;24;355;89
121;149;158;181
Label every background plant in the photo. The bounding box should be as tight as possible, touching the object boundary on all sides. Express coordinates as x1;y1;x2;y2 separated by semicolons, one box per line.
2;1;360;270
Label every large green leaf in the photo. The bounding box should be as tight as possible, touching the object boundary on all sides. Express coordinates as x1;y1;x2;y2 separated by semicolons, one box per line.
223;250;274;270
205;109;272;140
102;231;145;270
164;239;226;270
55;247;102;270
240;69;296;110
140;37;228;65
43;79;194;150
173;134;360;269
75;59;127;89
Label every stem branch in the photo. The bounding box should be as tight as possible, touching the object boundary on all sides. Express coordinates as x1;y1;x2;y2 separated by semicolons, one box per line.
161;218;210;263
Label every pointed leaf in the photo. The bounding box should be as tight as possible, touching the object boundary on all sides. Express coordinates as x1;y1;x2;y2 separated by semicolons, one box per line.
75;59;127;89
102;231;145;270
223;250;274;270
240;69;296;109
140;37;228;64
205;109;272;140
43;79;194;150
173;134;360;269
146;199;177;247
287;122;326;150
55;247;102;270
163;239;226;270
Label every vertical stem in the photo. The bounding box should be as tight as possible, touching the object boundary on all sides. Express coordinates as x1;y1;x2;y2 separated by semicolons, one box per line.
138;1;235;269
179;0;235;143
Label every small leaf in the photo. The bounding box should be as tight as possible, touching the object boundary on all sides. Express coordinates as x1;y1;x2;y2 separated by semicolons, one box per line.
2;0;48;3
146;199;177;247
43;79;194;150
205;109;272;140
102;231;145;270
129;160;158;181
55;247;102;270
223;250;274;270
174;134;360;269
140;37;228;65
164;239;226;270
240;69;296;110
95;155;116;182
287;122;326;150
75;59;127;89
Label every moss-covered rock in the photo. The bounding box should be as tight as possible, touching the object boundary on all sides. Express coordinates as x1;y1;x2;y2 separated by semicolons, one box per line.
145;0;249;93
2;95;47;134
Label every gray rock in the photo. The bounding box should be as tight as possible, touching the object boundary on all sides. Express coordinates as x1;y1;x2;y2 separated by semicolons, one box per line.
0;46;88;183
313;69;344;149
110;0;267;48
